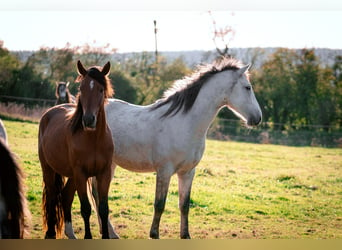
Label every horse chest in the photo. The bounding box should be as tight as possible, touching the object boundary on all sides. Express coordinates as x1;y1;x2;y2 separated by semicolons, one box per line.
70;135;112;176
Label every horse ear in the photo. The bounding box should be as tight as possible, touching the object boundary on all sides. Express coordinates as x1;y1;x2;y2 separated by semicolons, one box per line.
77;60;87;76
102;61;111;76
237;64;251;76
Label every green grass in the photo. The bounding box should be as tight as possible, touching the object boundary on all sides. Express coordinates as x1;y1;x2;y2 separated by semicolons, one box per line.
3;119;342;239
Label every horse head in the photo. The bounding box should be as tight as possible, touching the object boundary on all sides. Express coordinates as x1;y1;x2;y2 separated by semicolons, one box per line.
225;64;262;126
56;82;70;99
76;60;113;131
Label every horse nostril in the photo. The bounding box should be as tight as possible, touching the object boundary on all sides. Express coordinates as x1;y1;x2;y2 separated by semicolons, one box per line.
90;115;95;123
248;115;262;126
256;116;262;125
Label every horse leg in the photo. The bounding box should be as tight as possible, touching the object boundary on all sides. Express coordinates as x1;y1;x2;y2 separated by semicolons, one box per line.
91;174;119;238
150;168;173;239
177;168;196;239
62;178;77;239
74;175;92;239
96;163;118;239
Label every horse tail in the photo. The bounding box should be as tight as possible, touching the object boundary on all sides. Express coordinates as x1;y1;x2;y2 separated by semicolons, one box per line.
87;177;98;211
42;172;65;238
86;177;102;232
0;139;29;239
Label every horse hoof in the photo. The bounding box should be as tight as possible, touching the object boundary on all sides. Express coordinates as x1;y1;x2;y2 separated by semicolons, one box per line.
149;232;159;239
84;232;92;239
65;233;77;239
181;234;191;239
110;232;120;239
44;234;56;239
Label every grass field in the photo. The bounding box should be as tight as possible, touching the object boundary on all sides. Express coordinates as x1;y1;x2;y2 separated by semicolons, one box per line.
2;118;342;239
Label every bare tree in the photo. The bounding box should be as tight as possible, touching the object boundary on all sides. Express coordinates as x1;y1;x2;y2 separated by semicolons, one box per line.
76;40;117;66
208;11;236;58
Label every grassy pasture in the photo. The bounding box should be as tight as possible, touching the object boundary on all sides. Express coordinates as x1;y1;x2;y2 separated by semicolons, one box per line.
3;119;342;239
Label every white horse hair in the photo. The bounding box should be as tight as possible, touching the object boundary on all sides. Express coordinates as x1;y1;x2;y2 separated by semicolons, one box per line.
65;57;262;239
0;119;7;145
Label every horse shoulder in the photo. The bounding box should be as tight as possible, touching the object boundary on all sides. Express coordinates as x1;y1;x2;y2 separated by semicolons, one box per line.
40;106;70;132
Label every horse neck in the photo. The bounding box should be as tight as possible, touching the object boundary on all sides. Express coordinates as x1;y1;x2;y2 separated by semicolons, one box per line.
94;105;108;135
184;72;233;137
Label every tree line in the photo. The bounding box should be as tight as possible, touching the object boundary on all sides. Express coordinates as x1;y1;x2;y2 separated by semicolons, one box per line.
0;41;341;137
253;48;341;132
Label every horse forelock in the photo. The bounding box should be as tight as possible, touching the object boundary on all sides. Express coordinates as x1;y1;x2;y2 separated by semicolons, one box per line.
76;67;114;99
152;57;245;118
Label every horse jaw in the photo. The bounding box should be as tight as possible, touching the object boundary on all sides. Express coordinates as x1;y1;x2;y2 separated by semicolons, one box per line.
226;105;261;127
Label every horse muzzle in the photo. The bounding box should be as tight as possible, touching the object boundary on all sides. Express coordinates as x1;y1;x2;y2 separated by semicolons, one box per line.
247;114;262;126
82;114;97;130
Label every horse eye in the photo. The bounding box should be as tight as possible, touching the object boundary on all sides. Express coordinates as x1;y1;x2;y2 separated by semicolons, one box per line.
245;86;251;91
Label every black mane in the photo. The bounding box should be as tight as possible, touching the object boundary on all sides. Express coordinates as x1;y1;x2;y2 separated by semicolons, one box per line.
151;57;243;118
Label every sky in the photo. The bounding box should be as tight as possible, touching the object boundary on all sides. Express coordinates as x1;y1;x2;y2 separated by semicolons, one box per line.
0;0;342;52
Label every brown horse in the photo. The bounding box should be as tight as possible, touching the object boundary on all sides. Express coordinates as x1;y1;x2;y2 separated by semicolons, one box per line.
55;81;76;105
0;138;29;239
38;60;114;239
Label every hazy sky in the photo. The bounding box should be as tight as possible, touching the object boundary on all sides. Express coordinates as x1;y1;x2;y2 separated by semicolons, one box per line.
0;1;341;52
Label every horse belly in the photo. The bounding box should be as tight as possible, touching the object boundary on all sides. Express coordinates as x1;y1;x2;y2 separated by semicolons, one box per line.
114;153;155;173
112;128;156;172
113;140;155;172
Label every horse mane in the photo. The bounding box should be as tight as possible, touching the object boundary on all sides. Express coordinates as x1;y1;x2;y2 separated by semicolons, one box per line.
151;57;244;118
0;139;29;238
69;66;114;134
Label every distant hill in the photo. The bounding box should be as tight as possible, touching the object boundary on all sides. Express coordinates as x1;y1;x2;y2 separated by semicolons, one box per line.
158;48;342;69
12;47;342;70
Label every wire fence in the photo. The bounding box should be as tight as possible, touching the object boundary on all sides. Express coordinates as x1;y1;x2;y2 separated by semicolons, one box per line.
1;95;341;148
0;95;56;107
207;118;342;148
